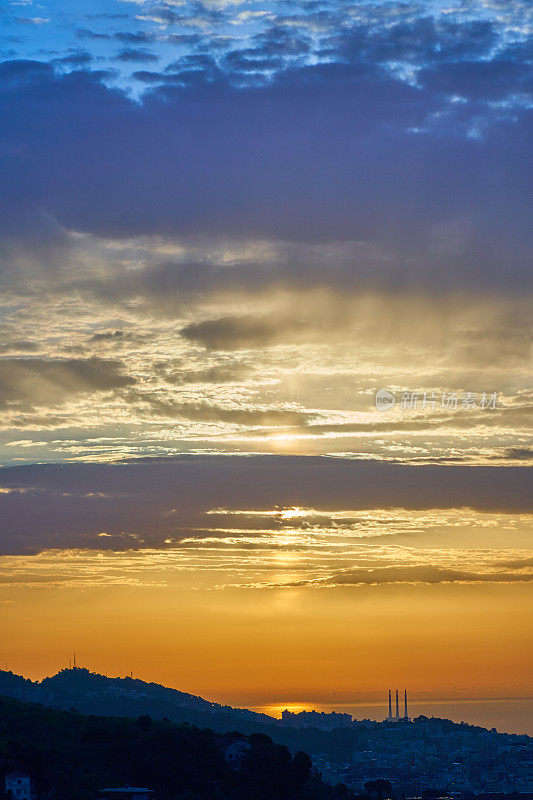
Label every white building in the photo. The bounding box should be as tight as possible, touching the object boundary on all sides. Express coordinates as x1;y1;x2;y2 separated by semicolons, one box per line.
223;739;251;769
5;772;32;800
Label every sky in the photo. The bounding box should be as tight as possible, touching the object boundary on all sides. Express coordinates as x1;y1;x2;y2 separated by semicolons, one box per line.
0;0;532;728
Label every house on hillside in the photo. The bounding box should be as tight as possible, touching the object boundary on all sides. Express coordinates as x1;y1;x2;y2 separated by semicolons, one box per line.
217;734;252;770
4;772;32;800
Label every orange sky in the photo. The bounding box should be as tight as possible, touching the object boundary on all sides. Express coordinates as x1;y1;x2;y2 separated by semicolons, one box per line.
2;558;531;704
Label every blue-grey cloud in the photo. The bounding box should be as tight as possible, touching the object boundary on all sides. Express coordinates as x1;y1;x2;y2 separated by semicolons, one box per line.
114;48;159;63
52;50;93;68
0;456;531;554
0;57;531;292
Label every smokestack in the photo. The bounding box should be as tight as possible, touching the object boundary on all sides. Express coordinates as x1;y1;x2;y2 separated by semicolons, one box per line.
388;689;392;720
395;689;399;719
404;689;408;719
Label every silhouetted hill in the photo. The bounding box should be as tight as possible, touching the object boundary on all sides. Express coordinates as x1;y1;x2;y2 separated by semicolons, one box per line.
0;667;276;735
0;694;348;800
1;668;530;789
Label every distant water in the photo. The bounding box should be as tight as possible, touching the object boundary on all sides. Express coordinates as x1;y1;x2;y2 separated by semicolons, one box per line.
251;698;533;736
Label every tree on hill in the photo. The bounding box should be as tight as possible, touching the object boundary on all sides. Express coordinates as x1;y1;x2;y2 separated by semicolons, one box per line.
0;696;350;800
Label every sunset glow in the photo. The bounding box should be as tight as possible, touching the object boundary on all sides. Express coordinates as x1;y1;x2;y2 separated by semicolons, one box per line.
0;0;532;741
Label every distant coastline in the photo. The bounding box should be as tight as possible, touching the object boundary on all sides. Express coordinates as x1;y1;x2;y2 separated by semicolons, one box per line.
251;698;533;736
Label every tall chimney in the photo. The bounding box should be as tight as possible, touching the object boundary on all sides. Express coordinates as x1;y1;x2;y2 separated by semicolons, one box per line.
395;689;399;719
404;689;408;719
388;689;392;720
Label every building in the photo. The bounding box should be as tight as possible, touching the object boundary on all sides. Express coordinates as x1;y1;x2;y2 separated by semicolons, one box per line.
281;709;352;731
216;732;252;770
97;788;154;800
223;739;252;769
5;772;32;800
4;772;32;800
387;689;409;721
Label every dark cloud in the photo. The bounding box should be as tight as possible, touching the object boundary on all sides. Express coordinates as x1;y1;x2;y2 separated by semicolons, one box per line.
332;18;498;67
0;340;40;354
0;58;531;290
251;26;312;58
0;357;134;407
165;33;204;48
181;315;308;349
0;456;531;554
131;70;167;84
159;364;250;384
89;330;145;345
497;556;533;569
85;13;129;21
501;38;533;63
76;28;112;41
491;448;533;462
170;403;309;427
114;49;159;63
90;330;128;342
78;28;155;46
114;32;155;45
125;390;311;426
305;564;533;587
222;49;285;74
52;50;93;68
159;54;220;84
165;54;217;73
420;59;533;100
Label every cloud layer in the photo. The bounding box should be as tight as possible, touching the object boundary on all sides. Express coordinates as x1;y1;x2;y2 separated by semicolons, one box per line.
0;56;531;290
0;456;532;554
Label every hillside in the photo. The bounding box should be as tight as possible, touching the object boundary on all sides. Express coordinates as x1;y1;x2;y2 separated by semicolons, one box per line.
0;667;276;735
1;668;531;795
0;668;360;761
0;694;348;800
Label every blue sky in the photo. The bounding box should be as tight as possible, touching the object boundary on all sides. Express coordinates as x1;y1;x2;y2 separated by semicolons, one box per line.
2;0;532;95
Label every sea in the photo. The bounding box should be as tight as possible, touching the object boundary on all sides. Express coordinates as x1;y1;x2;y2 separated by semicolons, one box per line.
251;697;533;736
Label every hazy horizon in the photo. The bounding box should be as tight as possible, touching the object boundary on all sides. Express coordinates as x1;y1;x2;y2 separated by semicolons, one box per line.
3;661;532;736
